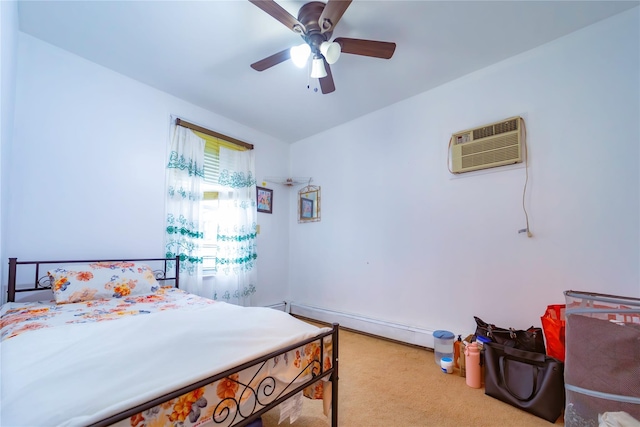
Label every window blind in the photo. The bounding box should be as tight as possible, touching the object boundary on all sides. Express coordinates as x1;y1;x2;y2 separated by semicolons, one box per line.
193;130;245;193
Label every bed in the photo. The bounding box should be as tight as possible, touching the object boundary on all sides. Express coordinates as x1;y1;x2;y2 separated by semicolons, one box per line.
1;256;339;427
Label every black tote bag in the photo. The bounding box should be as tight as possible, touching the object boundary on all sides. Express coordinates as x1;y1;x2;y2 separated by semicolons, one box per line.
484;342;565;423
474;316;546;354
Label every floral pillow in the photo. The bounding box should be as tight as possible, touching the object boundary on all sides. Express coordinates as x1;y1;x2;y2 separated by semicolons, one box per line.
48;262;161;304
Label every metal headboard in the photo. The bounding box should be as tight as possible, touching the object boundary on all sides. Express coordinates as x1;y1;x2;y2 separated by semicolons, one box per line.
7;256;180;302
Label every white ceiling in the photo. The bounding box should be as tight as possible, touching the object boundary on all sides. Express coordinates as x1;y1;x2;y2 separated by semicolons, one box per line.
17;0;639;143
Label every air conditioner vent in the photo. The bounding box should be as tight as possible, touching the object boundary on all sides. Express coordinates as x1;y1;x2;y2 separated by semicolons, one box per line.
473;126;495;140
494;118;518;134
450;117;524;174
460;132;519;156
462;146;520;169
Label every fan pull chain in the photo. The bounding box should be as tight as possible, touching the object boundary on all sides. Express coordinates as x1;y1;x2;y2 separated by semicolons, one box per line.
305;61;319;93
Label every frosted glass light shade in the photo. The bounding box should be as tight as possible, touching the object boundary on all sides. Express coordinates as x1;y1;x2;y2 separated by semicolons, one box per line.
310;57;327;78
320;41;341;64
290;44;311;68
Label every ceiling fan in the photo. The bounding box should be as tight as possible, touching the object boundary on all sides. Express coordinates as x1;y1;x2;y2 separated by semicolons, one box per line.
249;0;396;94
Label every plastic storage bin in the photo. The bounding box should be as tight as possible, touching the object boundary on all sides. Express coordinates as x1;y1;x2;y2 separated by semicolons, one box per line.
433;330;454;366
563;290;640;427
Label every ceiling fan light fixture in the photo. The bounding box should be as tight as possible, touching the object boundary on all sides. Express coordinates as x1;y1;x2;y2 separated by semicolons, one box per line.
320;41;341;64
290;43;311;68
310;57;327;78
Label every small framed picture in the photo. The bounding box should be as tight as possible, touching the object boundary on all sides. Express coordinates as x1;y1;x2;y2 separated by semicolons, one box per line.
298;185;320;223
300;197;314;219
256;186;273;214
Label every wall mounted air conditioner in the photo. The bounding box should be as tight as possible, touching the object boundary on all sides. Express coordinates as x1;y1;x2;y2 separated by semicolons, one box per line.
450;116;524;174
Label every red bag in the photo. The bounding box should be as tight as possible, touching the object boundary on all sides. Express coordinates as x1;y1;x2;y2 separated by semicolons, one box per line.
541;304;566;362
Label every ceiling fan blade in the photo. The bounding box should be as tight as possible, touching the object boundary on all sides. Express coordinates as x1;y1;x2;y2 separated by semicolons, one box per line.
319;60;336;94
318;0;352;33
333;37;396;59
251;49;291;71
249;0;305;34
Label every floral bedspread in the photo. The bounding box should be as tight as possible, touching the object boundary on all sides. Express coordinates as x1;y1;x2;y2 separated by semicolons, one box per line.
0;288;214;341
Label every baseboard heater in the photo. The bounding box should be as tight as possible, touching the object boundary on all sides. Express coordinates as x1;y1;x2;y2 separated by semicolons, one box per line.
289;302;435;349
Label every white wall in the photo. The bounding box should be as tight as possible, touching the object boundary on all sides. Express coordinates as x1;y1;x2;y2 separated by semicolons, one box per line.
5;33;291;306
0;0;19;302
4;7;639;341
289;8;640;338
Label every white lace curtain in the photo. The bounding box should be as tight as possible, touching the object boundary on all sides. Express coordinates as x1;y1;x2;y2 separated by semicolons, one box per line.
164;126;205;295
212;147;258;306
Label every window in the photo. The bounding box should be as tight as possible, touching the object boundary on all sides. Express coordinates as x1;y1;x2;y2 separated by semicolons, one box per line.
200;194;219;272
194;131;246;273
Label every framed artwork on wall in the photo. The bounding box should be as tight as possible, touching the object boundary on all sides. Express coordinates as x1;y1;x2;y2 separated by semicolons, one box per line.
298;184;320;223
257;186;273;214
300;197;314;219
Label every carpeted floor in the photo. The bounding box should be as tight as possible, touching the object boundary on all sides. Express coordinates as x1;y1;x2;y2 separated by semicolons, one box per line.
262;322;564;427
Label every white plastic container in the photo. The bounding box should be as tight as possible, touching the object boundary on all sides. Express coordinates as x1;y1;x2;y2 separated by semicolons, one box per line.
440;356;454;374
433;330;455;366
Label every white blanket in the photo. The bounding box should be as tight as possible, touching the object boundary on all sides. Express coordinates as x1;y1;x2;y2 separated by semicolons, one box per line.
0;301;327;427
